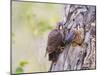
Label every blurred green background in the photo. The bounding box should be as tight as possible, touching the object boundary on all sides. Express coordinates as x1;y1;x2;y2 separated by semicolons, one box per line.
12;1;64;74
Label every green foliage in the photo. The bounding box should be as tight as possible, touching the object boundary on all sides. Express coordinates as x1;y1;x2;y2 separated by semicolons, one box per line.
16;67;23;74
15;61;28;74
19;61;28;67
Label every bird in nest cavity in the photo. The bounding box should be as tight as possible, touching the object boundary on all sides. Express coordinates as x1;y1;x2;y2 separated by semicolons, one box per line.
64;24;84;47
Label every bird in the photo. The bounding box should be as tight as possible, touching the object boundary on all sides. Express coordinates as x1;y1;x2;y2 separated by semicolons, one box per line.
72;24;84;46
46;22;65;62
64;24;84;47
64;29;76;44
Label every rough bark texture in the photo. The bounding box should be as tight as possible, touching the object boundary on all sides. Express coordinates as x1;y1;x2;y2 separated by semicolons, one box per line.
50;4;96;71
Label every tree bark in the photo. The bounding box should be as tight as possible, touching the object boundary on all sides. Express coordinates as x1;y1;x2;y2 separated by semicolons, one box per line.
50;5;96;71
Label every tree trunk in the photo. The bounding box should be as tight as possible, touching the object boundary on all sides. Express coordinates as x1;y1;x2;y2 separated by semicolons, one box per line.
50;4;96;71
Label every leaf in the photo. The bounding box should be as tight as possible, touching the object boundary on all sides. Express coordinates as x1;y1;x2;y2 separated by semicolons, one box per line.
16;67;23;74
19;61;28;67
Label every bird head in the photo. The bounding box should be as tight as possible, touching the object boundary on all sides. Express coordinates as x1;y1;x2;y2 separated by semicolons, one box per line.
56;22;64;30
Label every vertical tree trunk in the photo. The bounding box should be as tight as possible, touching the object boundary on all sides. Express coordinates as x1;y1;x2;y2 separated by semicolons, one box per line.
50;5;96;71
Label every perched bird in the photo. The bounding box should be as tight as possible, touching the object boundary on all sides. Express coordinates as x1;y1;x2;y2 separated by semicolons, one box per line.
46;22;65;62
